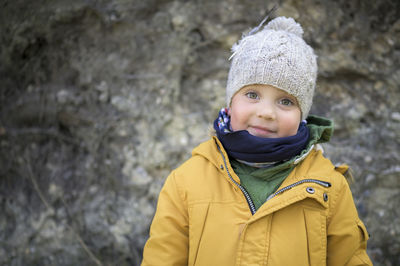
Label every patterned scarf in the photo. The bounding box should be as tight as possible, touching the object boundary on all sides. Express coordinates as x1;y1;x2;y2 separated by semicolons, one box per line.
214;108;310;167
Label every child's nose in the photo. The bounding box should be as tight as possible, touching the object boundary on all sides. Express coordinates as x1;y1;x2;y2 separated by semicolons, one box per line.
257;102;276;120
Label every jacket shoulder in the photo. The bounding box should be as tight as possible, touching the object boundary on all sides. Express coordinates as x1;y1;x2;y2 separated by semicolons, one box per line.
175;139;220;176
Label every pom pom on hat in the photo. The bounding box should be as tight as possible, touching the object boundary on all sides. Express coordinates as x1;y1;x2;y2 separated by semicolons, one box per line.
264;17;304;37
226;16;317;120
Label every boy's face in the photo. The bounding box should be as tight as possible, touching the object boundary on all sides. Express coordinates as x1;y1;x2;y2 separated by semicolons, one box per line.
229;84;301;138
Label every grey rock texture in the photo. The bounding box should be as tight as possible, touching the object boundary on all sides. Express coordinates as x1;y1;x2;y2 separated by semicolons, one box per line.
0;0;399;265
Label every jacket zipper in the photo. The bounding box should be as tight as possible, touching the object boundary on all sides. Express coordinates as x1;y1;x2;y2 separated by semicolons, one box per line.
217;144;331;215
218;146;257;215
266;179;331;201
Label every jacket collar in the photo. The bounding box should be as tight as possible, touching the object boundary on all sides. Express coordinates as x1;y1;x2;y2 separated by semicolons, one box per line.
249;148;338;222
194;138;339;222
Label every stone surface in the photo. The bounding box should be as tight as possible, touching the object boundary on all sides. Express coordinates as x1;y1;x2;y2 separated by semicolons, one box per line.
0;0;399;265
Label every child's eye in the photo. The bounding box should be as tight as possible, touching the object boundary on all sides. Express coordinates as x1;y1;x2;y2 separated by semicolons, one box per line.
279;98;294;106
245;92;259;99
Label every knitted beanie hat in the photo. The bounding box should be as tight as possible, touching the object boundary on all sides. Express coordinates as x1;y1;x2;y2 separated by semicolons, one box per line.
226;16;317;120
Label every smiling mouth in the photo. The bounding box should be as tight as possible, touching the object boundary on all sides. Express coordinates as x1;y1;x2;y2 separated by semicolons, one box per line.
249;126;277;137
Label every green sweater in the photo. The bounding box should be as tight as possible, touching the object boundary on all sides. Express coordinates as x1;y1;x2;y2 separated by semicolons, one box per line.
231;115;334;210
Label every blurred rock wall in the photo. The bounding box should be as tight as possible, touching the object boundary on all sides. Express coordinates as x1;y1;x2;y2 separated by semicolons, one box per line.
0;0;399;265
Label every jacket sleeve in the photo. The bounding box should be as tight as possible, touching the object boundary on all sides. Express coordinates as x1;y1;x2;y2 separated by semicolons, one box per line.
141;171;189;266
327;177;372;266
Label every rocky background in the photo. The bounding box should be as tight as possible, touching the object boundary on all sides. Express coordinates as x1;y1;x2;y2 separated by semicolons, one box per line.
0;0;399;265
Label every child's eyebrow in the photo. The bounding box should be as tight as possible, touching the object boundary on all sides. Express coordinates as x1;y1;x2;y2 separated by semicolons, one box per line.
242;87;259;93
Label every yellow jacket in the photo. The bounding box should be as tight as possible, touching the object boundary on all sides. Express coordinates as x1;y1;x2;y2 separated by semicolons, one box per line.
142;137;372;266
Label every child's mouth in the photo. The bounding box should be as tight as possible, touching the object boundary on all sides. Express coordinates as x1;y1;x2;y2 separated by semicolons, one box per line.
248;126;277;138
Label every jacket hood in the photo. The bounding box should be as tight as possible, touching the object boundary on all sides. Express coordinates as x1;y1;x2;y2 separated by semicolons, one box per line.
306;115;334;145
291;115;333;164
192;137;225;171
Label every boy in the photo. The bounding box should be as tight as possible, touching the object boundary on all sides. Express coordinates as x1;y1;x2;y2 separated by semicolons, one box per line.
142;16;372;265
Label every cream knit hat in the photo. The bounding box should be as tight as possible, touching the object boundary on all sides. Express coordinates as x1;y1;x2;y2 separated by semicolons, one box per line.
226;16;317;120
